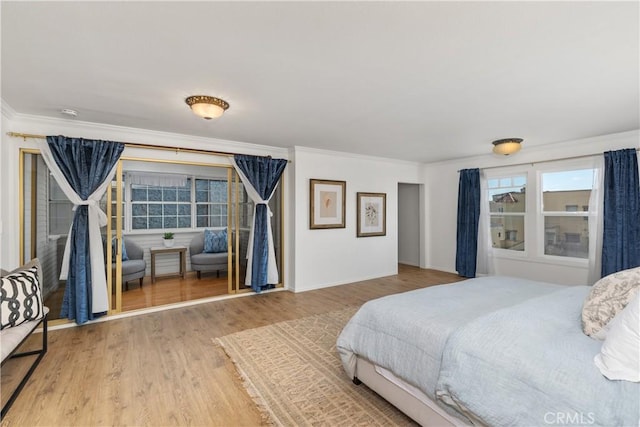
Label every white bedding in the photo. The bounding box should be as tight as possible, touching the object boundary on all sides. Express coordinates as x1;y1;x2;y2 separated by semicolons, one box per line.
336;276;561;400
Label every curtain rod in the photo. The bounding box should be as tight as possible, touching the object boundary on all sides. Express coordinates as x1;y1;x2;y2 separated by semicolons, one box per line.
458;148;640;173
6;131;291;162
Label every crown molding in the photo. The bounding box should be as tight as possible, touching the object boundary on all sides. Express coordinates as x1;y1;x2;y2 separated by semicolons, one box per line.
1;99;17;120
422;129;640;170
8;112;290;159
292;145;422;167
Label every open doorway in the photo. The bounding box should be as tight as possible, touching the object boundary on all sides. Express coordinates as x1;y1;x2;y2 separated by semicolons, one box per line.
397;183;421;267
20;150;284;322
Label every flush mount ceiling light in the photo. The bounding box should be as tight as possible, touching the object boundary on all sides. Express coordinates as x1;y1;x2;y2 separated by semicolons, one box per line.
492;138;523;156
185;95;229;120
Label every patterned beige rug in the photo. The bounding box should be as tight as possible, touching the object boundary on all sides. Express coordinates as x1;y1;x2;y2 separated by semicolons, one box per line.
215;307;416;426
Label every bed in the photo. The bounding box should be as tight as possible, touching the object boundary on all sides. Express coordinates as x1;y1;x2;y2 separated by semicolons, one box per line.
336;276;639;426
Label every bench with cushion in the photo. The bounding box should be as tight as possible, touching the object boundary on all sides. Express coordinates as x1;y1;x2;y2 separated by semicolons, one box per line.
1;258;48;417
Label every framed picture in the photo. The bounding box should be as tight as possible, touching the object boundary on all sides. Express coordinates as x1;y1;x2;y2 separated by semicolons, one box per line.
357;192;386;237
310;179;346;229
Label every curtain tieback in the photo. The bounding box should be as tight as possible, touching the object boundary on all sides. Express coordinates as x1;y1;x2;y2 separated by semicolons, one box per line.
256;201;273;217
73;199;108;226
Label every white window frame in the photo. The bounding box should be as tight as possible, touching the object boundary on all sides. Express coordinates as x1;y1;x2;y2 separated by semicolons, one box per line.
536;160;595;265
123;175;230;234
485;170;530;259
485;158;595;267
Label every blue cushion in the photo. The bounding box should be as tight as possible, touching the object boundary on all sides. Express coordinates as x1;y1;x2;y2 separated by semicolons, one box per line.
112;237;129;261
204;229;227;253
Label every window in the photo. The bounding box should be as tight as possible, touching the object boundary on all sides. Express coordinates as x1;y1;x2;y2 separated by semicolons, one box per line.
541;169;594;259
48;177;74;235
130;180;192;230
487;176;526;252
195;179;228;228
124;176;241;231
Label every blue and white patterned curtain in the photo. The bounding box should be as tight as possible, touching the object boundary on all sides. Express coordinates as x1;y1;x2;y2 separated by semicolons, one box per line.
39;136;124;324
231;155;287;292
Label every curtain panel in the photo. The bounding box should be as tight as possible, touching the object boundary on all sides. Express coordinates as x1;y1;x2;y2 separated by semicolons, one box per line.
455;168;481;278
39;136;124;324
231;155;287;292
601;148;640;277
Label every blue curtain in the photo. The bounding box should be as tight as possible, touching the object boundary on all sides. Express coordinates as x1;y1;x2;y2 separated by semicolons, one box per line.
47;136;124;323
601;148;640;277
234;154;287;292
455;168;481;278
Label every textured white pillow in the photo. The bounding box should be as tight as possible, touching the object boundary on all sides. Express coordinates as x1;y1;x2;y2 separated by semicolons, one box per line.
582;266;640;338
594;290;640;382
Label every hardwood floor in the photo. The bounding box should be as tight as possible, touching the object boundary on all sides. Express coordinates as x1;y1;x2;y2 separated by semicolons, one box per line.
1;265;462;426
44;272;238;318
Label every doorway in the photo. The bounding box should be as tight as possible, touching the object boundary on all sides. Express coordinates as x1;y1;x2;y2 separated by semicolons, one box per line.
397;183;421;267
20;150;284;323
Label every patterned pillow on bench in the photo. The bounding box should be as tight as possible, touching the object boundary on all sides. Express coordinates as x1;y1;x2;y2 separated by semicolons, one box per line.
1;261;45;330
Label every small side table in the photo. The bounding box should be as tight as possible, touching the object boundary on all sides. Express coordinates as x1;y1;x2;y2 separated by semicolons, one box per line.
150;246;187;284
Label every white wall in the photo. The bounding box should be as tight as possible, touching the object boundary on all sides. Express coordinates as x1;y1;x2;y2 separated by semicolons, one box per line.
292;147;421;292
2;108;638;292
422;130;640;285
398;183;420;266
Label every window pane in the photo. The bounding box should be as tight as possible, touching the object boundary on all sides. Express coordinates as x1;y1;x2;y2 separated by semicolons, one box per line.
178;204;190;216
196;204;209;215
197;216;208;228
544;216;589;258
132;217;148;229
148;216;162;229
490;215;525;251
163;204;177;215
513;176;526;187
195;179;208;191
146;188;160;202
196;191;208;203
178;189;191;202
488;175;526;213
131;187;147;201
148;204;162;216
542;169;593;212
178;216;191;228
162;188;177;201
163;217;177;228
132;203;147;216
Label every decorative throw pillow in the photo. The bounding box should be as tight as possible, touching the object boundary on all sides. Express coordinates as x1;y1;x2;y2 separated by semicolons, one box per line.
204;229;228;253
594;290;640;382
111;237;129;261
1;261;45;329
582;266;640;338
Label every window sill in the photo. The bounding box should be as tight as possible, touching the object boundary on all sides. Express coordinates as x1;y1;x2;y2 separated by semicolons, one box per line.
492;252;588;269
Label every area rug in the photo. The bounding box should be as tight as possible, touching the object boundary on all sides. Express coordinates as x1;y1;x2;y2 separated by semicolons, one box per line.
215;307;416;426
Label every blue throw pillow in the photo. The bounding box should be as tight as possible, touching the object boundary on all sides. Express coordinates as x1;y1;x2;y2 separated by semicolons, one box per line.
204;229;228;253
111;237;129;261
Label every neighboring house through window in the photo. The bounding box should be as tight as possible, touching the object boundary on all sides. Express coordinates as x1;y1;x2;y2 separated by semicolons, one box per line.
485;163;595;263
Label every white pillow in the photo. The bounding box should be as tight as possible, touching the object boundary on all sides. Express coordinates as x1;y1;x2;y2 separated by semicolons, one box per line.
594;290;640;382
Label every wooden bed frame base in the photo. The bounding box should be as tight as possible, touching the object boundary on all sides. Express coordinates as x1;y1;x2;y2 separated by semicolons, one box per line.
353;357;468;427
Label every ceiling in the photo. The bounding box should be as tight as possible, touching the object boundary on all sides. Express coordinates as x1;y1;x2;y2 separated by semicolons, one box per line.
2;1;638;163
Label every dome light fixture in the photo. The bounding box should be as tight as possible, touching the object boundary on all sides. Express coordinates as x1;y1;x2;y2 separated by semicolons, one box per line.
492;138;523;156
185;95;229;120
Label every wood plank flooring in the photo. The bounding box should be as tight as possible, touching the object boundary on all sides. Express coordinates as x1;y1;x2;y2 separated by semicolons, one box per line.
44;273;238;318
1;265;462;427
